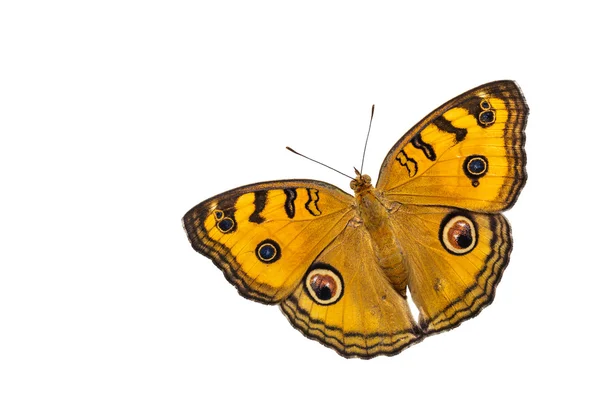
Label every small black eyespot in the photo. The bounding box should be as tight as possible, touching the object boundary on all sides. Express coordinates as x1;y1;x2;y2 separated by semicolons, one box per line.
255;239;281;263
214;210;224;220
217;218;235;233
479;110;495;124
468;158;486;174
259;244;275;259
480;100;490;109
463;155;488;182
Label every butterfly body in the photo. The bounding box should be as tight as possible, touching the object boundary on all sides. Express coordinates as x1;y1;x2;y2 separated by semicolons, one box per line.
351;173;410;292
184;81;528;358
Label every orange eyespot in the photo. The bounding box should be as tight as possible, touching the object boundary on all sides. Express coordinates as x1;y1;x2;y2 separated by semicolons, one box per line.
304;264;344;305
440;214;477;255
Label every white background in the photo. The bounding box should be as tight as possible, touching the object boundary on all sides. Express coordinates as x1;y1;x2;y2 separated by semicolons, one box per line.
1;1;598;399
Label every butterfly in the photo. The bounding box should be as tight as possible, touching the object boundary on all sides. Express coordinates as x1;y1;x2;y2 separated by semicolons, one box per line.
183;81;528;358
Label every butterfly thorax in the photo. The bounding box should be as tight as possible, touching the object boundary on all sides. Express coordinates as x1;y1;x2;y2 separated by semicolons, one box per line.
351;173;409;294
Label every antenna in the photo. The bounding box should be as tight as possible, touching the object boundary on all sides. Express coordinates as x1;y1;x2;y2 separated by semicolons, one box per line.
286;147;354;180
359;105;375;174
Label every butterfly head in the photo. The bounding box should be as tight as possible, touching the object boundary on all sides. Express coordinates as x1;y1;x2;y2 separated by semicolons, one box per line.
350;169;372;194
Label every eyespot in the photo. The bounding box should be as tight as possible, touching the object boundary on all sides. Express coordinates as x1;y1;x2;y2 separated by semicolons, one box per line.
480;99;491;110
464;155;488;176
255;239;281;264
214;210;224;220
304;263;344;305
217;217;235;233
439;214;477;255
479;110;495;125
463;155;488;187
467;157;487;175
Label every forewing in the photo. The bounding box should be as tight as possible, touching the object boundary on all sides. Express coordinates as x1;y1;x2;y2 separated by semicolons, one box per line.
377;80;528;212
183;180;355;304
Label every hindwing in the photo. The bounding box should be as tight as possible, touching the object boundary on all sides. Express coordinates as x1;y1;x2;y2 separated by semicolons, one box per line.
391;204;512;333
281;224;422;358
